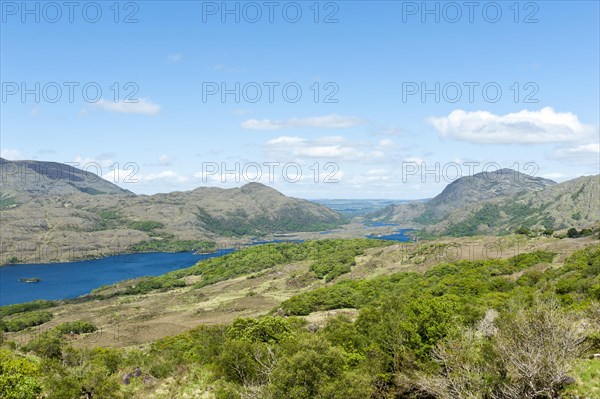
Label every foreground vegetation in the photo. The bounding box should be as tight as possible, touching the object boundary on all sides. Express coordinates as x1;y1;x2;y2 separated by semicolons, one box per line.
90;239;392;298
1;241;599;399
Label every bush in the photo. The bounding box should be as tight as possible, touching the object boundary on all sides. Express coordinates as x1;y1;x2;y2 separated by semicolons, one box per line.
1;310;53;332
24;330;64;359
0;349;42;399
53;321;97;335
227;317;292;344
568;228;580;238
0;300;57;318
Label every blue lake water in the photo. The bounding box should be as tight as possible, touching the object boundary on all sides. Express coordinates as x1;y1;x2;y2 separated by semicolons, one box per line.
363;222;400;228
365;228;414;242
0;250;234;306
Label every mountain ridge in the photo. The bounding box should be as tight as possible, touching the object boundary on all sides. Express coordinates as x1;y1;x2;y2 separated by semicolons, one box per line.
368;169;599;235
0;159;345;264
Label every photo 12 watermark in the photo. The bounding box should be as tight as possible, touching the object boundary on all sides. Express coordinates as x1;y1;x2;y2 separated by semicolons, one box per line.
202;81;340;104
1;1;140;24
1;81;140;104
400;1;539;24
0;160;140;185
199;161;341;184
400;161;540;183
201;1;339;23
401;81;539;103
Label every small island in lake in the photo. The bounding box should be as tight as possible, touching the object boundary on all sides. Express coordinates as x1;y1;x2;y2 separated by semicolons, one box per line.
19;278;41;283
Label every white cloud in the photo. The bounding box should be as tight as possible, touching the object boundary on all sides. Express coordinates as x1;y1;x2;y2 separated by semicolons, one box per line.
552;142;600;165
94;98;161;115
141;170;188;183
561;143;600;154
0;148;23;160
158;155;172;166
429;107;594;144
167;53;182;63
264;135;388;163
541;172;566;181
242;114;364;130
266;136;306;146
74;154;116;169
365;169;391;182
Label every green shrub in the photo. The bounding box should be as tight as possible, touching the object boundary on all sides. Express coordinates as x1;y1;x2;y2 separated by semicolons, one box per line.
1;310;53;332
0;349;42;399
127;220;164;232
53;321;97;335
0;300;57;318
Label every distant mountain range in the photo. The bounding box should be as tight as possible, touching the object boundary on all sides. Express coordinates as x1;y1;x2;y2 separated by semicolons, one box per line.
368;169;599;236
2;159;598;264
0;158;345;264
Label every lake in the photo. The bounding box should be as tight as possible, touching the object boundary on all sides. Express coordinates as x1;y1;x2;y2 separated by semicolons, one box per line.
365;228;414;242
0;249;234;306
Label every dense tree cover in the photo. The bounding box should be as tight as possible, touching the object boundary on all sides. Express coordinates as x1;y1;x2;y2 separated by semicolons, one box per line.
280;250;557;317
128;239;215;253
1;244;597;398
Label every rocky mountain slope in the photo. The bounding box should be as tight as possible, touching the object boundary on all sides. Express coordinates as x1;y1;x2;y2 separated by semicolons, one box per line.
0;158;133;200
0;159;345;264
368;169;599;235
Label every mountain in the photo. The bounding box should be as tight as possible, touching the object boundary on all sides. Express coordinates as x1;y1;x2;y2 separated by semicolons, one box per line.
0;158;133;201
433;174;600;236
368;169;599;236
369;169;556;224
0;160;345;264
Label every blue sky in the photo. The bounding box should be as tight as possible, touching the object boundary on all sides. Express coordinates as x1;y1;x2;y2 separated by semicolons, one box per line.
1;0;598;199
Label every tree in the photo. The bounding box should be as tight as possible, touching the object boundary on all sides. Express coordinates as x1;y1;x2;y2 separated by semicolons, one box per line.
24;331;64;359
416;298;587;399
495;297;586;399
0;349;42;399
268;336;372;399
567;228;579;238
415;329;499;399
